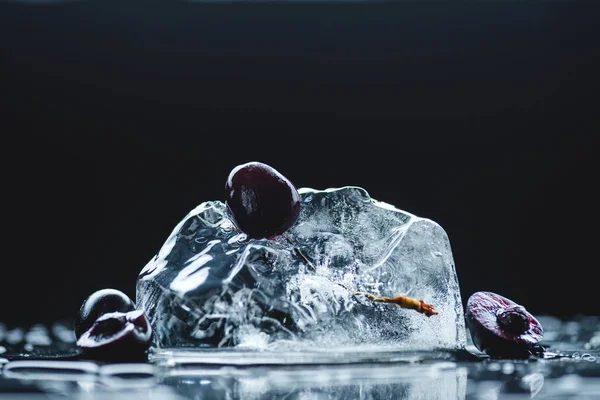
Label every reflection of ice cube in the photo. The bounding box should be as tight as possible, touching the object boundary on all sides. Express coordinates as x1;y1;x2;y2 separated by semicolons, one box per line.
137;187;466;350
162;363;468;400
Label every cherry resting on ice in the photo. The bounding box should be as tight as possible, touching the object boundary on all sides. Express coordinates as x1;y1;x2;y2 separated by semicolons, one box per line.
225;161;301;239
225;161;438;317
466;291;543;357
76;310;152;361
76;289;136;339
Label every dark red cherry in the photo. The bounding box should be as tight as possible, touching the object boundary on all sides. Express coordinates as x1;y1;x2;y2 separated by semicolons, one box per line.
225;162;301;239
76;289;135;339
76;310;152;362
466;291;543;358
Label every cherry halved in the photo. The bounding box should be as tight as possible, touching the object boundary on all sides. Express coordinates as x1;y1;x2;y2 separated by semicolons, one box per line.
466;291;543;358
225;162;301;239
76;310;152;362
76;289;136;339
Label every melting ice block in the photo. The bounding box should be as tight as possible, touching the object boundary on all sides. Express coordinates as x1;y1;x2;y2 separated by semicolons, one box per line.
136;187;466;350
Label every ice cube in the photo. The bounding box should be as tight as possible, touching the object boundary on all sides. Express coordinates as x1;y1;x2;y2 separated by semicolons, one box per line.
136;187;466;350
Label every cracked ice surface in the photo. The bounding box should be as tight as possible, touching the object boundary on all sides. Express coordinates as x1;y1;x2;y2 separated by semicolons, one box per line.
136;187;466;350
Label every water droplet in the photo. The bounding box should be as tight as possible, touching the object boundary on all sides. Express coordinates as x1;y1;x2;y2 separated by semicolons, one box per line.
6;328;24;345
488;362;501;371
25;325;52;346
52;323;76;344
502;363;515;374
581;353;596;362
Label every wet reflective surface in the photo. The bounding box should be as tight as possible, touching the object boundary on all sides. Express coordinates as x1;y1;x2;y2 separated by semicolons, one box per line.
1;316;599;399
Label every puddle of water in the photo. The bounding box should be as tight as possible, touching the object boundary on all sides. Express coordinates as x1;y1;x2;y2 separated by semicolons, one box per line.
0;317;599;399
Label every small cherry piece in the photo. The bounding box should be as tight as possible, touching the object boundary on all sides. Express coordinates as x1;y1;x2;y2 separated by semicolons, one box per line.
76;289;135;339
466;291;543;358
76;310;152;362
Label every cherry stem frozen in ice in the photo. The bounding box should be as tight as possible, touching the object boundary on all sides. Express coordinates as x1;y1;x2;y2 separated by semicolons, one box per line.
335;283;439;317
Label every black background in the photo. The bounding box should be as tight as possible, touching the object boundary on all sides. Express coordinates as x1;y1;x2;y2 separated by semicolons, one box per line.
1;1;599;326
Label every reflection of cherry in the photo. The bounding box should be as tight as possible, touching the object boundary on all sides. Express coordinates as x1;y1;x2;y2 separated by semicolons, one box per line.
76;289;135;339
466;291;543;357
77;310;152;362
225;162;300;239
